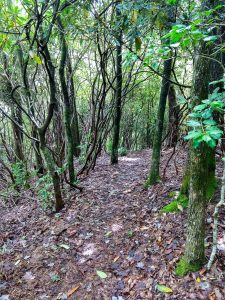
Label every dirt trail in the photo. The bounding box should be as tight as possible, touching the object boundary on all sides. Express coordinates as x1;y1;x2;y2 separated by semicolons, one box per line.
1;149;225;300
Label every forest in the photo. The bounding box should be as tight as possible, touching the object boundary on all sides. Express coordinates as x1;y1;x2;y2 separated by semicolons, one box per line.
0;0;225;299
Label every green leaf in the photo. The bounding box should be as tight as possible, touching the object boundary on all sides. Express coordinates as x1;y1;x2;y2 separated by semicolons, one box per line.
209;77;225;85
207;128;223;140
203;35;218;42
50;274;61;282
203;119;217;126
194;104;207;111
186;120;201;127
166;0;177;4
184;130;203;141
33;54;42;64
59;244;70;250
96;270;108;279
156;284;173;293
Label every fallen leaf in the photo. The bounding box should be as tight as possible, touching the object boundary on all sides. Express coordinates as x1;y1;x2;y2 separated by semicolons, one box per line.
113;256;120;262
59;244;70;250
67;285;80;297
15;260;21;266
196;277;201;283
177;204;183;212
96;270;108;279
156;284;173;293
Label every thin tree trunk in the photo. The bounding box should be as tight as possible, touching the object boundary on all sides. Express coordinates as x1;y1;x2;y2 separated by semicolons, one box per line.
167;85;179;148
145;57;173;186
111;3;123;164
145;4;176;186
58;16;76;184
67;54;80;157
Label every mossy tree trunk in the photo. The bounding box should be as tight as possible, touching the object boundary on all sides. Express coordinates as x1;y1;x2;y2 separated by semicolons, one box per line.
38;42;64;212
176;40;212;276
39;132;64;212
167;85;179;148
146;57;173;186
111;2;123;165
11;103;24;162
58;16;76;184
17;45;44;173
178;5;225;203
145;4;176;186
67;54;80;157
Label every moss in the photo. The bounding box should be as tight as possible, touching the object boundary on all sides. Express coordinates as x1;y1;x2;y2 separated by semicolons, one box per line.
160;194;188;213
144;176;160;189
180;173;190;196
206;174;217;201
175;257;202;277
168;191;177;198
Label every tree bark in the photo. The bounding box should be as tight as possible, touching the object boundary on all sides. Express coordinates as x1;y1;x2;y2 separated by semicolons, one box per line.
167;85;179;147
58;16;76;184
111;3;123;164
176;41;211;276
146;57;173;186
145;4;176;186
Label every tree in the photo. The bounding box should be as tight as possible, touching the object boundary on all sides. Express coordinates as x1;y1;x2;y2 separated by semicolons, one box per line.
111;1;123;164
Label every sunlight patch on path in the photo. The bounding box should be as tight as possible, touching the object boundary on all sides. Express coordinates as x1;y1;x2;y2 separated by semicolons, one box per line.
111;223;123;232
120;157;141;163
82;243;97;256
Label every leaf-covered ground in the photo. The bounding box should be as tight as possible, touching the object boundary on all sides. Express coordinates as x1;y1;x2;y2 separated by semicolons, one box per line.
1;149;225;300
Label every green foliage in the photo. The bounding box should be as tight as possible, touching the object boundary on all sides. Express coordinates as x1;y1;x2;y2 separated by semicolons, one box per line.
50;274;61;282
96;270;108;279
160;194;188;213
206;174;217;201
127;229;133;238
35;173;54;210
185;88;225;148
118;147;128;156
106;139;113;153
11;161;29;188
156;284;173;293
175;257;202;276
78;142;89;165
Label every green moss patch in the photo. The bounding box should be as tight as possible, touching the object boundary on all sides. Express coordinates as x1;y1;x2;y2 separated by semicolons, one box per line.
206;174;217;201
175;257;202;277
160;194;188;213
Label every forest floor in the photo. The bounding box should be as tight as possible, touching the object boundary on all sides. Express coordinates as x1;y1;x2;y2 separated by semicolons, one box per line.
1;148;225;300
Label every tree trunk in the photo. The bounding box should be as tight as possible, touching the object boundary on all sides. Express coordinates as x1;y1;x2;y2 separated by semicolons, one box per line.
145;57;173;186
111;3;123;164
58;16;76;184
176;40;211;276
11;104;24;161
167;85;179;148
145;4;176;186
18;46;44;172
39;132;64;212
67;54;80;157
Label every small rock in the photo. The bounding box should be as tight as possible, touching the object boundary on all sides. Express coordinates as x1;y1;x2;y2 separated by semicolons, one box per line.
217;244;225;251
116;281;125;290
199;281;211;290
0;281;8;289
136;281;146;290
0;296;11;300
23;271;35;281
39;295;50;300
136;262;145;269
